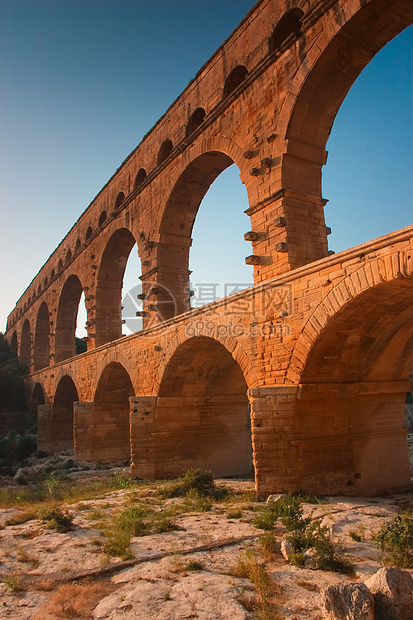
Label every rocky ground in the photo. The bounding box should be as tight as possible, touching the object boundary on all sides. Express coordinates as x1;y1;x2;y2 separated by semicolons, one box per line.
0;441;412;619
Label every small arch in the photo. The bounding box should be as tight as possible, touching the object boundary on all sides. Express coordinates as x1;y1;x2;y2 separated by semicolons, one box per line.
66;249;72;263
92;362;134;461
55;275;84;362
31;382;45;414
269;8;304;54
86;226;93;240
98;210;107;227
157;139;173;166
58;259;63;272
223;65;248;98
20;319;31;369
95;228;137;346
10;331;18;357
44;276;48;287
51;375;78;451
37;284;41;296
51;269;55;279
186;107;206;137
134;168;147;190
75;238;81;252
34;301;50;371
114;192;125;210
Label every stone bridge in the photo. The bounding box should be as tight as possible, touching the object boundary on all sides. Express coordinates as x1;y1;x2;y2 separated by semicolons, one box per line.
4;0;413;496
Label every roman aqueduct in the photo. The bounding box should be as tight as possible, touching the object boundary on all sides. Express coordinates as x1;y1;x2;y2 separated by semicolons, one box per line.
4;0;413;496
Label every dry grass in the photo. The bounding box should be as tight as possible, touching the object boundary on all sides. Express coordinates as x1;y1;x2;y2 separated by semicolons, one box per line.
4;509;37;526
32;579;116;619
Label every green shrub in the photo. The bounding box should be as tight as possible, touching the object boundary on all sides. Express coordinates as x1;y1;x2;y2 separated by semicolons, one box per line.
159;468;228;501
254;495;353;574
0;334;27;412
0;430;36;465
374;510;413;568
186;559;205;571
40;506;73;532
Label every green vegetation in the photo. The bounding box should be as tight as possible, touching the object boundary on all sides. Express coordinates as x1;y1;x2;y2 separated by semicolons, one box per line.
0;472;134;509
0;333;27;413
234;549;280;619
40;506;74;532
159;468;228;501
0;430;36;466
75;337;87;355
253;494;353;574
374;510;413;567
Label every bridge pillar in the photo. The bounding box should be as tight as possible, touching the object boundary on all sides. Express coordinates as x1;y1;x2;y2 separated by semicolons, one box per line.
130;396;201;479
37;404;52;453
73;401;94;461
250;381;412;498
248;386;300;496
295;381;412;497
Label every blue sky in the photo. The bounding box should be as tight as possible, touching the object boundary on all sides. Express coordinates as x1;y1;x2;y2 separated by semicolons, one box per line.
0;1;411;334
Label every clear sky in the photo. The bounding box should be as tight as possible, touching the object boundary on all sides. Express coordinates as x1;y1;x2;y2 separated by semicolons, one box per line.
0;1;411;335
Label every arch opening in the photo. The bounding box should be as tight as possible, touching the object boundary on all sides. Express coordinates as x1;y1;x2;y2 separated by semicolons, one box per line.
51;375;78;451
75;291;88;352
98;210;107;227
30;382;45;414
269;8;303;54
223;65;248;98
20;320;31;369
55;275;84;362
114;192;125;210
186;107;206;137
121;243;142;335
157;336;252;478
86;226;93;240
34;302;50;371
158;152;253;320
157;139;173;166
323;27;413;252
95;228;138;346
295;278;413;495
92;362;134;461
134;168;147;190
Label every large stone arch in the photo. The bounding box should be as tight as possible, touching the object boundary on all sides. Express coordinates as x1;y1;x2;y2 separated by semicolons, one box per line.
277;0;413;262
283;257;413;496
91;361;134;461
142;139;250;323
289;248;413;383
154;320;256;393
95;228;138;346
145;336;252;479
55;274;84;362
34;302;50;371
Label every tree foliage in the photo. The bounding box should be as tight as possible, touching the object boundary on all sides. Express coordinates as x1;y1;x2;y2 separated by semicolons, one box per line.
0;333;27;412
